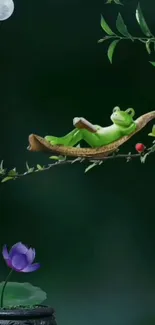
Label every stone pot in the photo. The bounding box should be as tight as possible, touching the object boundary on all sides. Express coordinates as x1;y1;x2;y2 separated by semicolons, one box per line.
0;304;57;325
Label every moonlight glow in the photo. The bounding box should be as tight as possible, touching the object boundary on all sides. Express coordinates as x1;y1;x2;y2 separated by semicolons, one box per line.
0;0;14;21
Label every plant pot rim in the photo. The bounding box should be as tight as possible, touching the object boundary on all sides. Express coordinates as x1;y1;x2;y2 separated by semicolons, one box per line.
0;304;55;320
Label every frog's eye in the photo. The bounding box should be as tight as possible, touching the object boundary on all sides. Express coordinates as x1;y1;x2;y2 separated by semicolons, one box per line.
113;106;120;113
126;108;135;117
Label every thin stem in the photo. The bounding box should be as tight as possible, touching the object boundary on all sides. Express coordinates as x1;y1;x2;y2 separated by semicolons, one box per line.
0;269;13;308
98;35;155;43
0;145;155;183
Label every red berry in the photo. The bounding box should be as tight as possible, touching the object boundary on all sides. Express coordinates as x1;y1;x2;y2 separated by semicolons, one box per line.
135;143;146;153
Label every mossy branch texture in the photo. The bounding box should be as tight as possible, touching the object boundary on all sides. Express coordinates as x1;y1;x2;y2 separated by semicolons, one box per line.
99;3;155;65
1;140;155;182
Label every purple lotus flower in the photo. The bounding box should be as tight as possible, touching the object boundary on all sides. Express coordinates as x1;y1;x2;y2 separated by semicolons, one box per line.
2;242;40;272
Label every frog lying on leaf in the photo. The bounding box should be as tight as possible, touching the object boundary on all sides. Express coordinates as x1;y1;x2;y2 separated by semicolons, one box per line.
28;108;155;158
45;106;137;148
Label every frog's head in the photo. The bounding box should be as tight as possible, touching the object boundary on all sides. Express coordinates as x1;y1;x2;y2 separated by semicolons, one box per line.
110;106;135;127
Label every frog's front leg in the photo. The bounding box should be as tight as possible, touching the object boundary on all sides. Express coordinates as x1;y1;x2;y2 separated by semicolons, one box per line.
73;117;103;147
73;117;98;133
122;122;137;136
45;128;82;147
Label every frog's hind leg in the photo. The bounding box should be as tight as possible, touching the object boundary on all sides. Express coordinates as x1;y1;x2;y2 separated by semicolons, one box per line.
45;129;82;147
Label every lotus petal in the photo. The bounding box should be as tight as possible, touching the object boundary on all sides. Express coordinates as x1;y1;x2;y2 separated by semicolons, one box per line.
22;263;40;273
2;245;9;260
11;254;28;271
26;248;35;264
9;242;28;258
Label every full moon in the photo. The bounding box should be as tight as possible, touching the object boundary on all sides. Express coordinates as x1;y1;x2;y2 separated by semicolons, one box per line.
0;0;14;21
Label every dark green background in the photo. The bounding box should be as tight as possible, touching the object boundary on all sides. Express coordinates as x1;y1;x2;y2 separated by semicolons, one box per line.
1;0;155;324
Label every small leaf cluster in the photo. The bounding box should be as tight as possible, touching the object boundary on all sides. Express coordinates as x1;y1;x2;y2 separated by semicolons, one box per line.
0;162;47;183
99;3;155;65
105;0;123;4
0;156;67;183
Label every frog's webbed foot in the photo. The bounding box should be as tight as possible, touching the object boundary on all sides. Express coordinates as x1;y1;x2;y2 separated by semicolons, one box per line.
73;117;98;133
45;136;60;146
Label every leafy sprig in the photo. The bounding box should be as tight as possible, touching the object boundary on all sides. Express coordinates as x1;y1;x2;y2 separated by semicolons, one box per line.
105;0;123;4
99;3;155;65
1;138;155;180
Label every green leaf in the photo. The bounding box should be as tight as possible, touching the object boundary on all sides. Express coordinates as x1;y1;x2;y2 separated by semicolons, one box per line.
136;3;152;37
106;0;123;3
25;162;34;173
152;125;155;135
98;36;113;43
149;61;155;67
114;0;123;4
0;282;46;306
107;39;120;63
8;168;18;177
0;160;4;170
100;15;115;36
1;176;13;183
26;162;31;171
36;164;44;170
116;13;133;38
150;144;155;152
85;163;97;173
140;153;149;163
148;133;155;137
27;168;34;174
49;155;66;161
49;156;60;160
57;155;66;161
145;40;151;54
0;160;5;175
148;124;155;136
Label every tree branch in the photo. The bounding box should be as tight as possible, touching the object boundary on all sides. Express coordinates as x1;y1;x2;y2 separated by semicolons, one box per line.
0;142;155;183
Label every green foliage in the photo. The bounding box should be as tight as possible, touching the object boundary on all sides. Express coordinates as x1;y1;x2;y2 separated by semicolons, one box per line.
148;125;155;137
85;163;97;173
107;39;120;63
36;164;44;171
105;0;123;4
85;161;103;173
140;153;149;164
100;15;115;36
99;3;155;65
1;177;14;183
25;162;34;174
135;3;152;37
0;160;5;176
0;282;46;306
1;165;18;183
49;155;66;161
116;13;133;39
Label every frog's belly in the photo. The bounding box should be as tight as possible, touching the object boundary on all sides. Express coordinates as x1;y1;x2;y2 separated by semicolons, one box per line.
82;126;122;147
97;128;122;146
